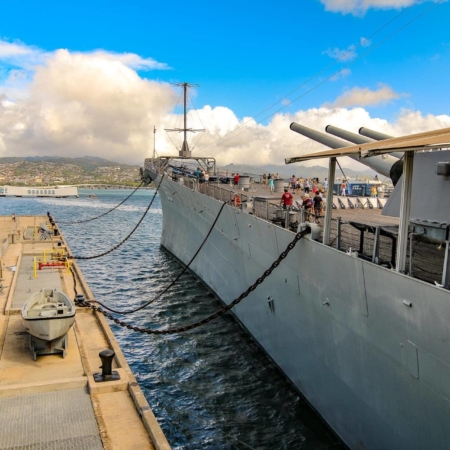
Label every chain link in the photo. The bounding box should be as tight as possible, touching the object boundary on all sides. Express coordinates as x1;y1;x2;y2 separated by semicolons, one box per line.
75;227;310;334
67;175;164;260
57;181;144;224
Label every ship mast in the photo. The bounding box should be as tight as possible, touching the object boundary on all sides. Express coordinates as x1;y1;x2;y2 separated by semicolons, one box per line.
165;82;205;158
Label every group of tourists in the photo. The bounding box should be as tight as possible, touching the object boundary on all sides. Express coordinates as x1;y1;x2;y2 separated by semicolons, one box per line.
287;175;327;195
280;187;324;224
195;167;210;183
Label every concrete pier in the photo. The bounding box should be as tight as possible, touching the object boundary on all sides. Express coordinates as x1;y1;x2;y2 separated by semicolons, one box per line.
0;215;171;450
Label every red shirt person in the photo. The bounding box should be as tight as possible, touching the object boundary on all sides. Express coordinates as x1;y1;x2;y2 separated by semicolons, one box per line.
234;173;239;185
280;189;293;208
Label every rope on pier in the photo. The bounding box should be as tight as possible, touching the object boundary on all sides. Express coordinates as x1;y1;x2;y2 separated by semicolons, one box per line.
74;227;311;334
67;175;164;260
57;181;144;224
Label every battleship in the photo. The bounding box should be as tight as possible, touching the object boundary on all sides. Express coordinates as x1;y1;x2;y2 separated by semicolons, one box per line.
142;83;450;449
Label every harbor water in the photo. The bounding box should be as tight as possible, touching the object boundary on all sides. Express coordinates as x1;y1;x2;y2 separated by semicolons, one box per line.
1;189;344;450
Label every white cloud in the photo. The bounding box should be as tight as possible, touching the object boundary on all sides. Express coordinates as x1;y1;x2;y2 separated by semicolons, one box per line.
0;46;176;162
170;106;450;172
320;0;422;15
324;45;357;61
330;84;403;107
1;40;449;173
330;68;352;81
0;38;168;73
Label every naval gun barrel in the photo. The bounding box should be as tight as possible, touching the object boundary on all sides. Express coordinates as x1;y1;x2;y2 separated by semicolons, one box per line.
290;122;397;178
290;122;350;149
359;127;392;141
359;127;402;159
325;125;374;146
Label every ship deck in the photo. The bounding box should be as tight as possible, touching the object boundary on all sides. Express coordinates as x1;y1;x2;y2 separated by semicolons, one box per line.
0;216;170;450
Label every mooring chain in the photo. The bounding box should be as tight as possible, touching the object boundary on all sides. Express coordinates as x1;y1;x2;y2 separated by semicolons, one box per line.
75;227;310;335
92;201;228;315
67;175;164;260
58;181;144;225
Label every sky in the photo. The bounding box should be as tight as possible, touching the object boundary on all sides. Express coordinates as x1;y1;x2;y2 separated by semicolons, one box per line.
0;0;449;171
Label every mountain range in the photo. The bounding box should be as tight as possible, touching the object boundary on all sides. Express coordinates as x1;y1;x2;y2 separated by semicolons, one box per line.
0;155;139;172
0;155;380;181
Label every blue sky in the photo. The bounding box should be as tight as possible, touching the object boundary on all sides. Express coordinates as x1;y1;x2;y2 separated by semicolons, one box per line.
0;0;449;167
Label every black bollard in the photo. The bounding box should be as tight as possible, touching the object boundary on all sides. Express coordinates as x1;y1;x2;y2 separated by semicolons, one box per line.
99;349;114;376
93;349;120;382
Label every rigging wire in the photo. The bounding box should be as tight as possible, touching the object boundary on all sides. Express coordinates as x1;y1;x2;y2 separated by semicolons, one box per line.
194;0;442;156
164;90;184;150
57;181;144;224
187;91;207;152
336;159;348;181
67;175;164;260
90;201;227;314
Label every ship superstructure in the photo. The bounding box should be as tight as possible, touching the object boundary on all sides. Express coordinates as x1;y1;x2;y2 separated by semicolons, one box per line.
143;82;450;449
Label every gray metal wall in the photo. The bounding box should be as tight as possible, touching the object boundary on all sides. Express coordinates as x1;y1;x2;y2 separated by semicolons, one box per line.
156;174;450;450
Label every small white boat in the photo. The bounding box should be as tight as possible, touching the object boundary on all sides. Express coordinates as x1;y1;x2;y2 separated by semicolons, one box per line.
21;288;76;359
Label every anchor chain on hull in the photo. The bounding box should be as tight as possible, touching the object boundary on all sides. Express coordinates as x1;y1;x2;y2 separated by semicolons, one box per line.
72;227;311;335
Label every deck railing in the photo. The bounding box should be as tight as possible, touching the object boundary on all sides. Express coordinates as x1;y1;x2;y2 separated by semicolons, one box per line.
150;165;446;287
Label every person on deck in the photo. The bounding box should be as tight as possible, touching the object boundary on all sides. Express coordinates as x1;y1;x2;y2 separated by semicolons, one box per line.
290;175;296;193
280;188;293;209
234;173;239;186
304;179;310;194
313;191;323;224
262;173;267;188
341;180;347;196
268;175;274;192
302;195;313;221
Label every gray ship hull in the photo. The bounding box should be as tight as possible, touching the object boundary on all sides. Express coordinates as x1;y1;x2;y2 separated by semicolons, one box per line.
155;173;450;450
